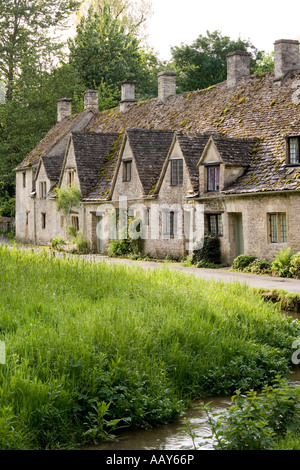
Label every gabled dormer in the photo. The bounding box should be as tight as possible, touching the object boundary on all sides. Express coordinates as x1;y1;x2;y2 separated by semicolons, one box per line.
198;135;256;194
111;129;174;200
155;132;209;199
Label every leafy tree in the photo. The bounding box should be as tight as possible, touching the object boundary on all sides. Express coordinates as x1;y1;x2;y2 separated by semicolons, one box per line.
56;186;81;231
78;0;153;37
68;5;160;103
170;30;268;93
0;0;80;101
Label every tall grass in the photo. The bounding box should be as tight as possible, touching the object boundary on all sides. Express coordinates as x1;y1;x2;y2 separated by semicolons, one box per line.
0;245;299;449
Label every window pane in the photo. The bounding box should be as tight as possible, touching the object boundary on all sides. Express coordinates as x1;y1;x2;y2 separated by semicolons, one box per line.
209;215;217;234
207;166;220;191
217;214;223;235
280;214;287;243
289;138;299;164
270;214;278;243
171;160;183;186
177;160;183;185
207;167;214;191
124;161;131;182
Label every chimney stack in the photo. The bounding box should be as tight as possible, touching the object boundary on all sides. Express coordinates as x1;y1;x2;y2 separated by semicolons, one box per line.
57;98;72;122
120;81;136;112
158;71;176;101
226;51;250;88
84;90;99;112
274;39;300;80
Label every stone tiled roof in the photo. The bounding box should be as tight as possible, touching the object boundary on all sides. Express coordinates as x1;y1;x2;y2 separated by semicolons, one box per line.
42;154;64;181
126;129;174;195
85;70;300;194
208;134;258;167
176;132;210;192
16;109;93;170
71;132;120;198
18;68;300;196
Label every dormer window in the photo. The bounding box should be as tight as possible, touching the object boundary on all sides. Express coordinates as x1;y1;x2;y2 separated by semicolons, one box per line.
170;159;183;186
123;160;132;182
287;137;300;164
68;170;74;187
207;165;220;192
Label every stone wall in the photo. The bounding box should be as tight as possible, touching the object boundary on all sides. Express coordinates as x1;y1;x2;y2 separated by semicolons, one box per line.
200;191;300;265
0;217;13;232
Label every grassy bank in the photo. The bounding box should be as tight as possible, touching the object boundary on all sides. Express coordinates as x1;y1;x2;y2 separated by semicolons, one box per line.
0;245;300;449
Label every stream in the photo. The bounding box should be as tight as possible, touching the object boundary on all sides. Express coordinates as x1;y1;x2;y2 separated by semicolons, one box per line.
86;367;300;451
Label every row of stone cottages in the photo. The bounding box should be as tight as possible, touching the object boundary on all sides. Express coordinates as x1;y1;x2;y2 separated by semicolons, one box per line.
15;39;300;265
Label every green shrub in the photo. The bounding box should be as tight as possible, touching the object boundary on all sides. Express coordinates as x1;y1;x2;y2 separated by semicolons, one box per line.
108;217;143;257
248;259;272;274
206;377;300;450
51;237;65;249
74;231;89;254
272;247;294;278
192;235;221;265
290;252;300;279
232;254;257;270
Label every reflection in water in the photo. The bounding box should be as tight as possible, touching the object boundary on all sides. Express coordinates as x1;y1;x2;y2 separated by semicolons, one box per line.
87;369;300;451
87;397;232;451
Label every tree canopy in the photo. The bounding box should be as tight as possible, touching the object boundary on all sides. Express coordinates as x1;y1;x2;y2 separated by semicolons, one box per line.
0;0;80;101
170;30;274;93
68;5;160;103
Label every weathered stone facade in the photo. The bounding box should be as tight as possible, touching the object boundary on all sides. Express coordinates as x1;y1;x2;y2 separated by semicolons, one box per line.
14;38;300;265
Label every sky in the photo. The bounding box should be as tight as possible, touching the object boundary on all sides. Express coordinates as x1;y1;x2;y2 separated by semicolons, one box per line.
146;0;300;60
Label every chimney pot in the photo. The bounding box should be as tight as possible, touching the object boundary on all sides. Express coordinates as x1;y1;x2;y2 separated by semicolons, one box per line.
57;98;72;122
274;39;300;80
226;51;250;88
158;71;176;101
120;81;136;112
84;90;99;112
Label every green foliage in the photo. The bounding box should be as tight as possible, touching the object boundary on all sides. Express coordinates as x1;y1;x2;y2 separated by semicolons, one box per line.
68;5;159;102
289;252;300;279
51;237;66;248
170;30;266;93
73;231;89;254
246;258;272;274
192;235;221;265
55;187;81;222
272;247;294;278
108;217;143;257
83;401;124;444
1;246;299;448
206;378;300;450
232;254;257;270
0;0;81;101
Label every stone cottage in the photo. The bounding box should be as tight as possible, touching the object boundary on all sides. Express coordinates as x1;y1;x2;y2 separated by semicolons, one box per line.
15;39;300;265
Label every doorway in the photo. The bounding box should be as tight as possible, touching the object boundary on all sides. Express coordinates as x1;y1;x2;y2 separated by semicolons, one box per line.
233;213;244;257
96;215;104;254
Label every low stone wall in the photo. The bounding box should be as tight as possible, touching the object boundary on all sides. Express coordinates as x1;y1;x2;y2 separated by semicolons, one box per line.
0;217;13;232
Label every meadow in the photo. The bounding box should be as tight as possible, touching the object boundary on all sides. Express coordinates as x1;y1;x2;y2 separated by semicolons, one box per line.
0;245;299;449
